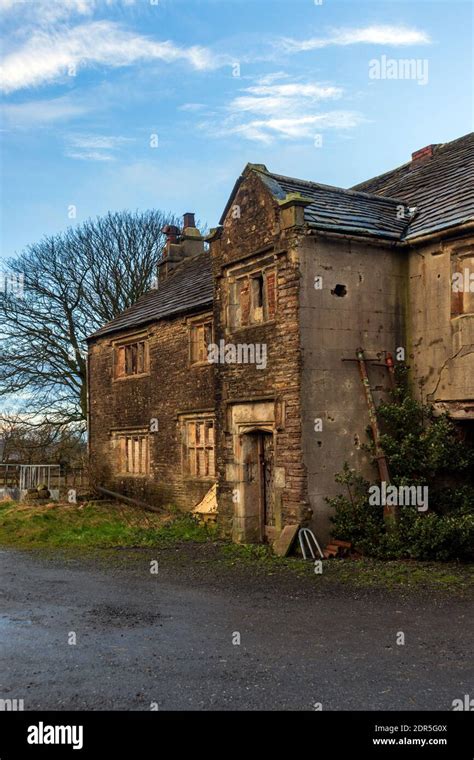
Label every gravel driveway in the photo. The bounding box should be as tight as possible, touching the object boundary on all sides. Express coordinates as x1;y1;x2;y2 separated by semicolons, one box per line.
0;547;472;711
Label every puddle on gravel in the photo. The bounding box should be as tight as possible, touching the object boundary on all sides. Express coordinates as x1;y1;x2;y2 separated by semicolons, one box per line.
0;614;33;628
85;605;162;628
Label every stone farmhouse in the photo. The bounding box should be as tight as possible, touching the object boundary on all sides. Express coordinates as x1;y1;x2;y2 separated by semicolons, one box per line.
87;133;474;544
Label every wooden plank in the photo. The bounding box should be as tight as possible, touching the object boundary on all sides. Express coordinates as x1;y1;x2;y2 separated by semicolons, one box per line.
116;346;125;378
239;278;250;326
273;524;299;557
119;436;126;473
265;270;277;319
197;325;205;362
137;342;145;373
207;447;215;477
193;483;218;515
133;437;140;474
197;448;205;476
140;436;148;474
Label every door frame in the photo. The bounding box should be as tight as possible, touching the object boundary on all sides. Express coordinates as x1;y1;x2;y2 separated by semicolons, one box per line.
239;426;274;542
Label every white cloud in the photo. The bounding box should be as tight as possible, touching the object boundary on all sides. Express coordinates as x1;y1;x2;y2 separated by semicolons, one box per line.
245;83;342;98
0;19;222;93
2;96;90;126
234;84;342;119
65;150;115;161
67;133;133;149
228;81;342;117
280;25;431;53
211;112;364;144
0;0;95;23
179;103;206;112
253;71;290;86
64;132;134;160
199;76;363;144
0;0;135;23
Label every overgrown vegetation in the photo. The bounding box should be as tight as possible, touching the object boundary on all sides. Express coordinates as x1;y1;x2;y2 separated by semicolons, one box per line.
0;500;215;548
0;499;472;594
329;368;474;561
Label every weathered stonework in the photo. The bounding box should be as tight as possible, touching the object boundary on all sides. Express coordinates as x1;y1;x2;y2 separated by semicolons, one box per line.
406;233;474;418
298;233;407;541
88;313;216;509
88;137;474;545
209;170;308;542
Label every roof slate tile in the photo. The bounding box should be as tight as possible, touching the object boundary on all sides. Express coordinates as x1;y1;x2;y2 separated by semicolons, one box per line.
351;132;474;239
88;252;213;340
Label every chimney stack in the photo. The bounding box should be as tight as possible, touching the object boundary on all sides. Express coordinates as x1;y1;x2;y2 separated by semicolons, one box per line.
183;212;195;229
411;144;437;164
162;224;180;250
157;213;204;283
180;211;204;258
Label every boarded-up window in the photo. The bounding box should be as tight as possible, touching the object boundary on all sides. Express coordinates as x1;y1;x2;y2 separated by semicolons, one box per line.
115;339;148;378
250;274;264;323
114;432;149;475
182;418;215;477
239;278;251;326
228;281;239;328
452;255;474;316
190;319;213;364
265;270;277;320
230;268;276;328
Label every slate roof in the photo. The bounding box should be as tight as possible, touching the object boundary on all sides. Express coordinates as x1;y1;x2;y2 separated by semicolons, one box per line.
221;134;473;242
257;170;409;241
88;252;213;340
89;134;472;339
351;132;474;240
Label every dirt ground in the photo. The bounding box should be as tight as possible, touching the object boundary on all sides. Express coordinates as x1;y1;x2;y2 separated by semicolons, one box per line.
0;544;472;711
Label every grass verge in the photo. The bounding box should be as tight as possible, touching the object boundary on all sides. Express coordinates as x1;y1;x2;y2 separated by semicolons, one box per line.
218;542;474;593
0;499;215;548
0;499;472;594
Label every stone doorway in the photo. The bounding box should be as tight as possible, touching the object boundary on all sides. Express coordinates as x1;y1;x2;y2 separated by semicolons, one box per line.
242;430;274;542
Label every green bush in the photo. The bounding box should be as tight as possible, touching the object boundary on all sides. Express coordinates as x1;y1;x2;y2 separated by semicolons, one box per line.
328;465;384;553
328;371;474;561
329;466;474;561
403;512;474;561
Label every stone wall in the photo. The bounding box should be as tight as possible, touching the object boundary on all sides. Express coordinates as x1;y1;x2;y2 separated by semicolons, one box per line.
406;232;474;419
210;170;309;541
88;308;215;509
88;168;473;544
298;233;407;542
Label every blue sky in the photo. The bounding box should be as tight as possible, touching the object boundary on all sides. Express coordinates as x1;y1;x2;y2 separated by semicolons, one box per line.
1;0;473;259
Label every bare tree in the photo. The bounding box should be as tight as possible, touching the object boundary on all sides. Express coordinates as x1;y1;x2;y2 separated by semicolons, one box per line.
0;415;86;466
0;209;178;427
